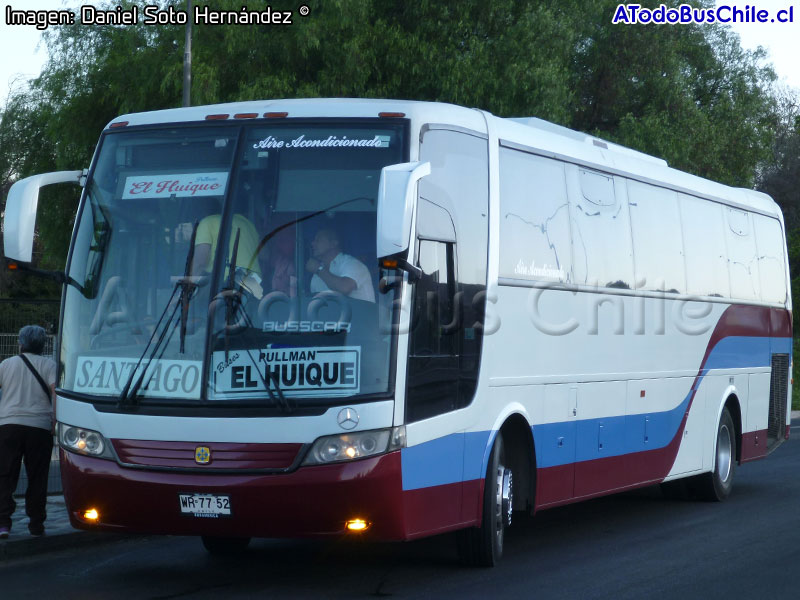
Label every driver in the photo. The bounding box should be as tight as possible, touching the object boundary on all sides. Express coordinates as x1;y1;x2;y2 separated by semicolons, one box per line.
305;228;375;303
190;207;264;298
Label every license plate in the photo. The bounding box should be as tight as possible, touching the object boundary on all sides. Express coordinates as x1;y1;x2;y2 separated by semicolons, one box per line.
178;493;232;518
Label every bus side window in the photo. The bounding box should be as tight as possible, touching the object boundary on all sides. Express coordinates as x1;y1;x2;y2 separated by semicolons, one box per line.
406;239;460;422
411;239;458;356
417;128;489;415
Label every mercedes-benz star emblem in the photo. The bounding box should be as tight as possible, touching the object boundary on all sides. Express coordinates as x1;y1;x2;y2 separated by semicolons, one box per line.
337;407;359;430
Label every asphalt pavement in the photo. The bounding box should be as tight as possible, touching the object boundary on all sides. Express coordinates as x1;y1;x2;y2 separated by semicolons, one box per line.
0;496;88;560
3;412;799;562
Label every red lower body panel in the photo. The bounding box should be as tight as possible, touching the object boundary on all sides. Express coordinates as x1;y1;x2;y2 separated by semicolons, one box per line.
60;448;409;540
740;429;768;463
402;479;483;540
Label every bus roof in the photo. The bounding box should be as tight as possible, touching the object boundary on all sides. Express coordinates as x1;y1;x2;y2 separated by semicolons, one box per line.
107;98;781;220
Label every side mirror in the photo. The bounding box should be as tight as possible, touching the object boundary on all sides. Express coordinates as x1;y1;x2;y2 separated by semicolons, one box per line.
3;170;82;263
376;161;431;259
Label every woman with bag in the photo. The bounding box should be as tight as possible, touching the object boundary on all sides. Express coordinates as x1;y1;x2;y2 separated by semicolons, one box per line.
0;325;56;538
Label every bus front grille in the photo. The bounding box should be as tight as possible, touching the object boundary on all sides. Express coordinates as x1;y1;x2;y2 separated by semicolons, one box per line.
111;439;304;471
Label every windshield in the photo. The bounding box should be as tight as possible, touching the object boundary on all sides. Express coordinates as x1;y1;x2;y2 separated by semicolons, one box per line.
61;121;406;405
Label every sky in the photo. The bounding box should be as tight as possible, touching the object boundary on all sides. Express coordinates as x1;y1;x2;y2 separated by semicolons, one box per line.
0;1;799;104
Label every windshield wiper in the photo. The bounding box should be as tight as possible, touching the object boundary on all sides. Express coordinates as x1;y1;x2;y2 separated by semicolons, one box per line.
216;228;292;412
117;285;181;409
179;221;200;354
245;346;293;413
118;223;200;409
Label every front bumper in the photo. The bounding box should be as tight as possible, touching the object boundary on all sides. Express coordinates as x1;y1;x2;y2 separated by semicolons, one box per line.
60;448;406;540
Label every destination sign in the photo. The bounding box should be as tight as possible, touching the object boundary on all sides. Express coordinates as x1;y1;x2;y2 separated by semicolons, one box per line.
212;346;360;397
122;172;229;199
74;357;202;399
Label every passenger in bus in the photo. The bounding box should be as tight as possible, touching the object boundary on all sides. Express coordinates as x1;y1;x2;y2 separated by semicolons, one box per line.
0;325;56;539
306;228;375;303
190;208;264;298
266;225;297;297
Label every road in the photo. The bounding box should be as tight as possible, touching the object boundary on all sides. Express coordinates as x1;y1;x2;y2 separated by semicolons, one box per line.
3;423;800;599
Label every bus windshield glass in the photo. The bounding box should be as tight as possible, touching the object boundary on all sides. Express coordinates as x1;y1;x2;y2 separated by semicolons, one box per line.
60;121;407;405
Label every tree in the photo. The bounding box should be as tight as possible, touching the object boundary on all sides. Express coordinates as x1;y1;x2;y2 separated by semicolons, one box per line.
757;87;800;232
569;0;776;187
0;0;786;283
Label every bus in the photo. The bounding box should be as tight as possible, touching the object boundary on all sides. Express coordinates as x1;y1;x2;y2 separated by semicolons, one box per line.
3;99;791;566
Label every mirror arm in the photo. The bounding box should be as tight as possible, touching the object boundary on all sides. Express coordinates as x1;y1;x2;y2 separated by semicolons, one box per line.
378;255;422;293
397;257;422;282
6;259;84;292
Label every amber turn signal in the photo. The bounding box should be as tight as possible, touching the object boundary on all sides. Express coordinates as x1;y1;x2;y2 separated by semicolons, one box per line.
345;518;370;532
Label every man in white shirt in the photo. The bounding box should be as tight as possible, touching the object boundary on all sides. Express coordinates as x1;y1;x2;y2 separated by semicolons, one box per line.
305;228;375;303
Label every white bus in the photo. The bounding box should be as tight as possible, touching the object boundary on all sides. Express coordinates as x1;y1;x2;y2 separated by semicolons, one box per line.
3;99;791;566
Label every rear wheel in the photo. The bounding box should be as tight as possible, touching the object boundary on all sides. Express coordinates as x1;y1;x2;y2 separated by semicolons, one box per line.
690;407;736;501
457;433;513;567
201;535;251;555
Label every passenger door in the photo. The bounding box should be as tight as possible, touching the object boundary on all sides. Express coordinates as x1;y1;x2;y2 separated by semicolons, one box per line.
401;127;489;535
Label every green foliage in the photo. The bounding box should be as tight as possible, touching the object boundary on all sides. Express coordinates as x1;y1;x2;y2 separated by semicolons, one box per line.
570;0;776;187
757;89;800;231
0;0;790;296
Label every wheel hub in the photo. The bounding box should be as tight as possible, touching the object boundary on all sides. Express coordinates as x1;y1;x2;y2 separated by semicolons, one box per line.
717;423;732;483
499;466;513;528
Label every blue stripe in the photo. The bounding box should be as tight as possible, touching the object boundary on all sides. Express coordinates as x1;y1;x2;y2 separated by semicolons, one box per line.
702;336;772;372
401;434;463;491
534;335;785;468
534;392;690;468
402;336;790;489
464;430;493;481
401;431;492;491
771;336;793;356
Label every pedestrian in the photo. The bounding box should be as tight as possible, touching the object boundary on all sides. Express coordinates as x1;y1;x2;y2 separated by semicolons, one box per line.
0;325;56;539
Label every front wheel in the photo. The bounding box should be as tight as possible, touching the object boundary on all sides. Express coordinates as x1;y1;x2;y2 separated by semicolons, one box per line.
690;406;737;501
457;433;513;567
201;535;251;555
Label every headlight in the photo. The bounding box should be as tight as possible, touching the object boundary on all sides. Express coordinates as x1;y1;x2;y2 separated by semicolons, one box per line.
58;423;115;459
303;426;406;465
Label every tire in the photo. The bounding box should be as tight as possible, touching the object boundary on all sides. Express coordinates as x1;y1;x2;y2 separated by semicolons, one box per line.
690;407;737;501
457;433;513;567
201;535;251;555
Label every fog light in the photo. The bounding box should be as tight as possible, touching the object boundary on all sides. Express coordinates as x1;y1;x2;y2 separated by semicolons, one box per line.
345;518;370;532
83;508;99;521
